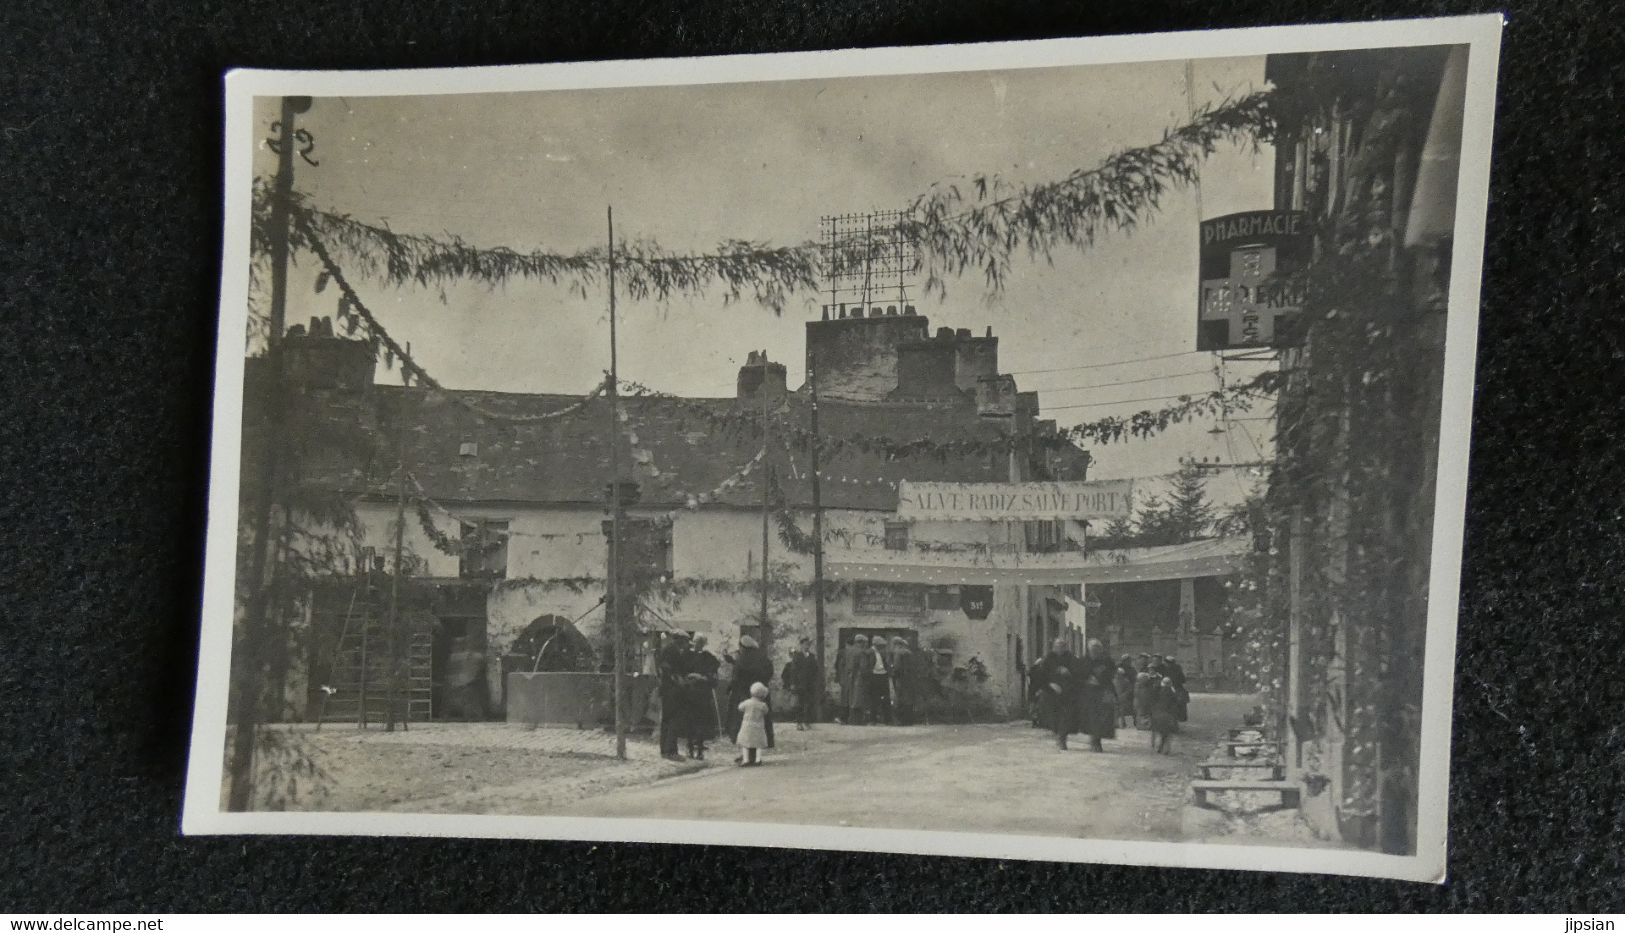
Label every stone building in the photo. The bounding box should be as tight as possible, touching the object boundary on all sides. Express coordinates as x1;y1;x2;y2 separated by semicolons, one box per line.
1257;45;1467;854
247;303;1093;726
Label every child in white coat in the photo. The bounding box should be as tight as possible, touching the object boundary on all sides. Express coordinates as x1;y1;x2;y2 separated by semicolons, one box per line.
735;682;771;766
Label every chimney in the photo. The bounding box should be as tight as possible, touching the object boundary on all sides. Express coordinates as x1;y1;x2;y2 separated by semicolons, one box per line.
953;329;999;393
893;329;963;399
804;310;929;400
737;350;787;402
976;374;1018;418
1014;391;1040;434
282;321;376;392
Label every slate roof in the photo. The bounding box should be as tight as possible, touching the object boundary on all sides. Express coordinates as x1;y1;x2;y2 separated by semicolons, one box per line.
285;383;1089;512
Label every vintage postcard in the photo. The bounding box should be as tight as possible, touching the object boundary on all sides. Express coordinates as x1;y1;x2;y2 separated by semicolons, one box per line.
185;15;1502;882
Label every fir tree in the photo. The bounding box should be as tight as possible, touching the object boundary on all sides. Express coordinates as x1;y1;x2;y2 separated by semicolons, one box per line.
1133;462;1216;546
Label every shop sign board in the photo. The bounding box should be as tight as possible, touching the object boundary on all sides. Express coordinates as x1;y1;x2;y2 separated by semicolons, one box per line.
853;581;928;615
1198;210;1310;351
896;480;1132;522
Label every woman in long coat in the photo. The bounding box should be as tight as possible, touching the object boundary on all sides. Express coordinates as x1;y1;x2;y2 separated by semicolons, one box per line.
887;637;922;725
655;634;691;760
683;635;721;758
726;635;775;748
1163;655;1190;722
1077;639;1118;751
837;634;867;723
1029;639;1080;749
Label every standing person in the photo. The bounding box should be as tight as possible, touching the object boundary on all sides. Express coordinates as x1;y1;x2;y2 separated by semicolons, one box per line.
735;683;772;766
656;632;690;761
783;638;821;730
887;636;920;726
1149;676;1180;754
1077;639;1118;752
1133;671;1156;730
863;634;892;726
684;634;721;759
1113;656;1137;730
1029;638;1080;749
727;635;775;750
1027;645;1050;729
1163;655;1190;723
838;634;867;724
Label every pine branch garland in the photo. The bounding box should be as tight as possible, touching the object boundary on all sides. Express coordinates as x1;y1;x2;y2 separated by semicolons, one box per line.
256;181;822;314
620;369;1285;461
903;92;1275;295
251;90;1278;313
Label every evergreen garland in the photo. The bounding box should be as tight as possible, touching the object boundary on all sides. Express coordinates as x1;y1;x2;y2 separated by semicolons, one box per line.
251;90;1278;319
621;370;1285;460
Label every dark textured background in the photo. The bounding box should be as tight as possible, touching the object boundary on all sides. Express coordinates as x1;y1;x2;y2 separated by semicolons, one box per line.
2;0;1622;913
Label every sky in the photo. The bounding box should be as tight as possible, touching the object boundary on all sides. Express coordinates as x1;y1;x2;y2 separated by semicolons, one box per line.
252;54;1277;505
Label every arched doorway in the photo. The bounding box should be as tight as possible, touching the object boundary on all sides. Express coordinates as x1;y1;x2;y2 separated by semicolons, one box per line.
499;615;600;719
511;615;598;673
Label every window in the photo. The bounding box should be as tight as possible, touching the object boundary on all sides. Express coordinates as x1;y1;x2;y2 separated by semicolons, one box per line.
1025;519;1068;553
656;525;674;578
459;520;509;579
883;521;910;551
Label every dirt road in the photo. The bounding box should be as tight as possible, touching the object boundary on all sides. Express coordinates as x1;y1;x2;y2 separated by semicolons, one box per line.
557;693;1256;842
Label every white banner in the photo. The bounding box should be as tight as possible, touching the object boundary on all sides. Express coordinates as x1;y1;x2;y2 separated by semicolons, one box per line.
895;480;1132;522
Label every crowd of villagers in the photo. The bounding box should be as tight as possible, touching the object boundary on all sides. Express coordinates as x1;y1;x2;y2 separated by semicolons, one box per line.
1028;640;1191;754
652;632;827;767
651;631;941;768
650;627;1191;768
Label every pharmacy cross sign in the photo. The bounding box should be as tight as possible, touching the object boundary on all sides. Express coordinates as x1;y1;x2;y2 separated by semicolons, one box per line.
1202;246;1286;345
1196;210;1310;352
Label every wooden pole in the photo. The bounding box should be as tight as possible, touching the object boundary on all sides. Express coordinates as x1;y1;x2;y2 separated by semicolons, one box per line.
759;363;772;641
608;206;627;761
1286;507;1305;770
808;356;827;720
384;345;411;732
227;95;307;809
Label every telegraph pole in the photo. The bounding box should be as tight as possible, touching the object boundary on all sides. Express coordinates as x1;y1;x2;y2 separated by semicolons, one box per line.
808;356;827;719
607;207;627;761
384;344;412;732
759;362;772;641
228;95;310;810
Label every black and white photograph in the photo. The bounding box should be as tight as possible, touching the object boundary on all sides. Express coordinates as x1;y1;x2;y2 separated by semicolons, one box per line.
184;16;1500;883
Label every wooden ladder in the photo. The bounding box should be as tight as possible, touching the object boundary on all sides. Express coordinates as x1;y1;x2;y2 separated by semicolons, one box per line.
320;601;433;725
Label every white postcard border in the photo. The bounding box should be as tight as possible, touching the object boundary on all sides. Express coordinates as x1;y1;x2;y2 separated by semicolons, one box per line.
185;13;1504;884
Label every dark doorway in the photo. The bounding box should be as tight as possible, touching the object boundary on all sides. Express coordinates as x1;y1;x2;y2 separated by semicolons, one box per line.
432;615;488;720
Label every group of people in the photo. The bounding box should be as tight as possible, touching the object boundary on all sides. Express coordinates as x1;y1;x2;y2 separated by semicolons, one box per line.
654;631;725;761
656;632;825;767
1027;640;1191;754
833;633;930;726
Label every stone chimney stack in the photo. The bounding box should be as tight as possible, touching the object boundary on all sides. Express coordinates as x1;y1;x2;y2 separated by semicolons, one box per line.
282;316;376;392
737;349;788;402
976;373;1018;417
893;327;967;399
805;304;927;400
952;327;999;393
1014;391;1040;435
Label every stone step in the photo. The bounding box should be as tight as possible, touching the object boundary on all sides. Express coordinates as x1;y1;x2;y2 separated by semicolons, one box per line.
1197;760;1285;781
1192;778;1301;809
1221;740;1285;758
